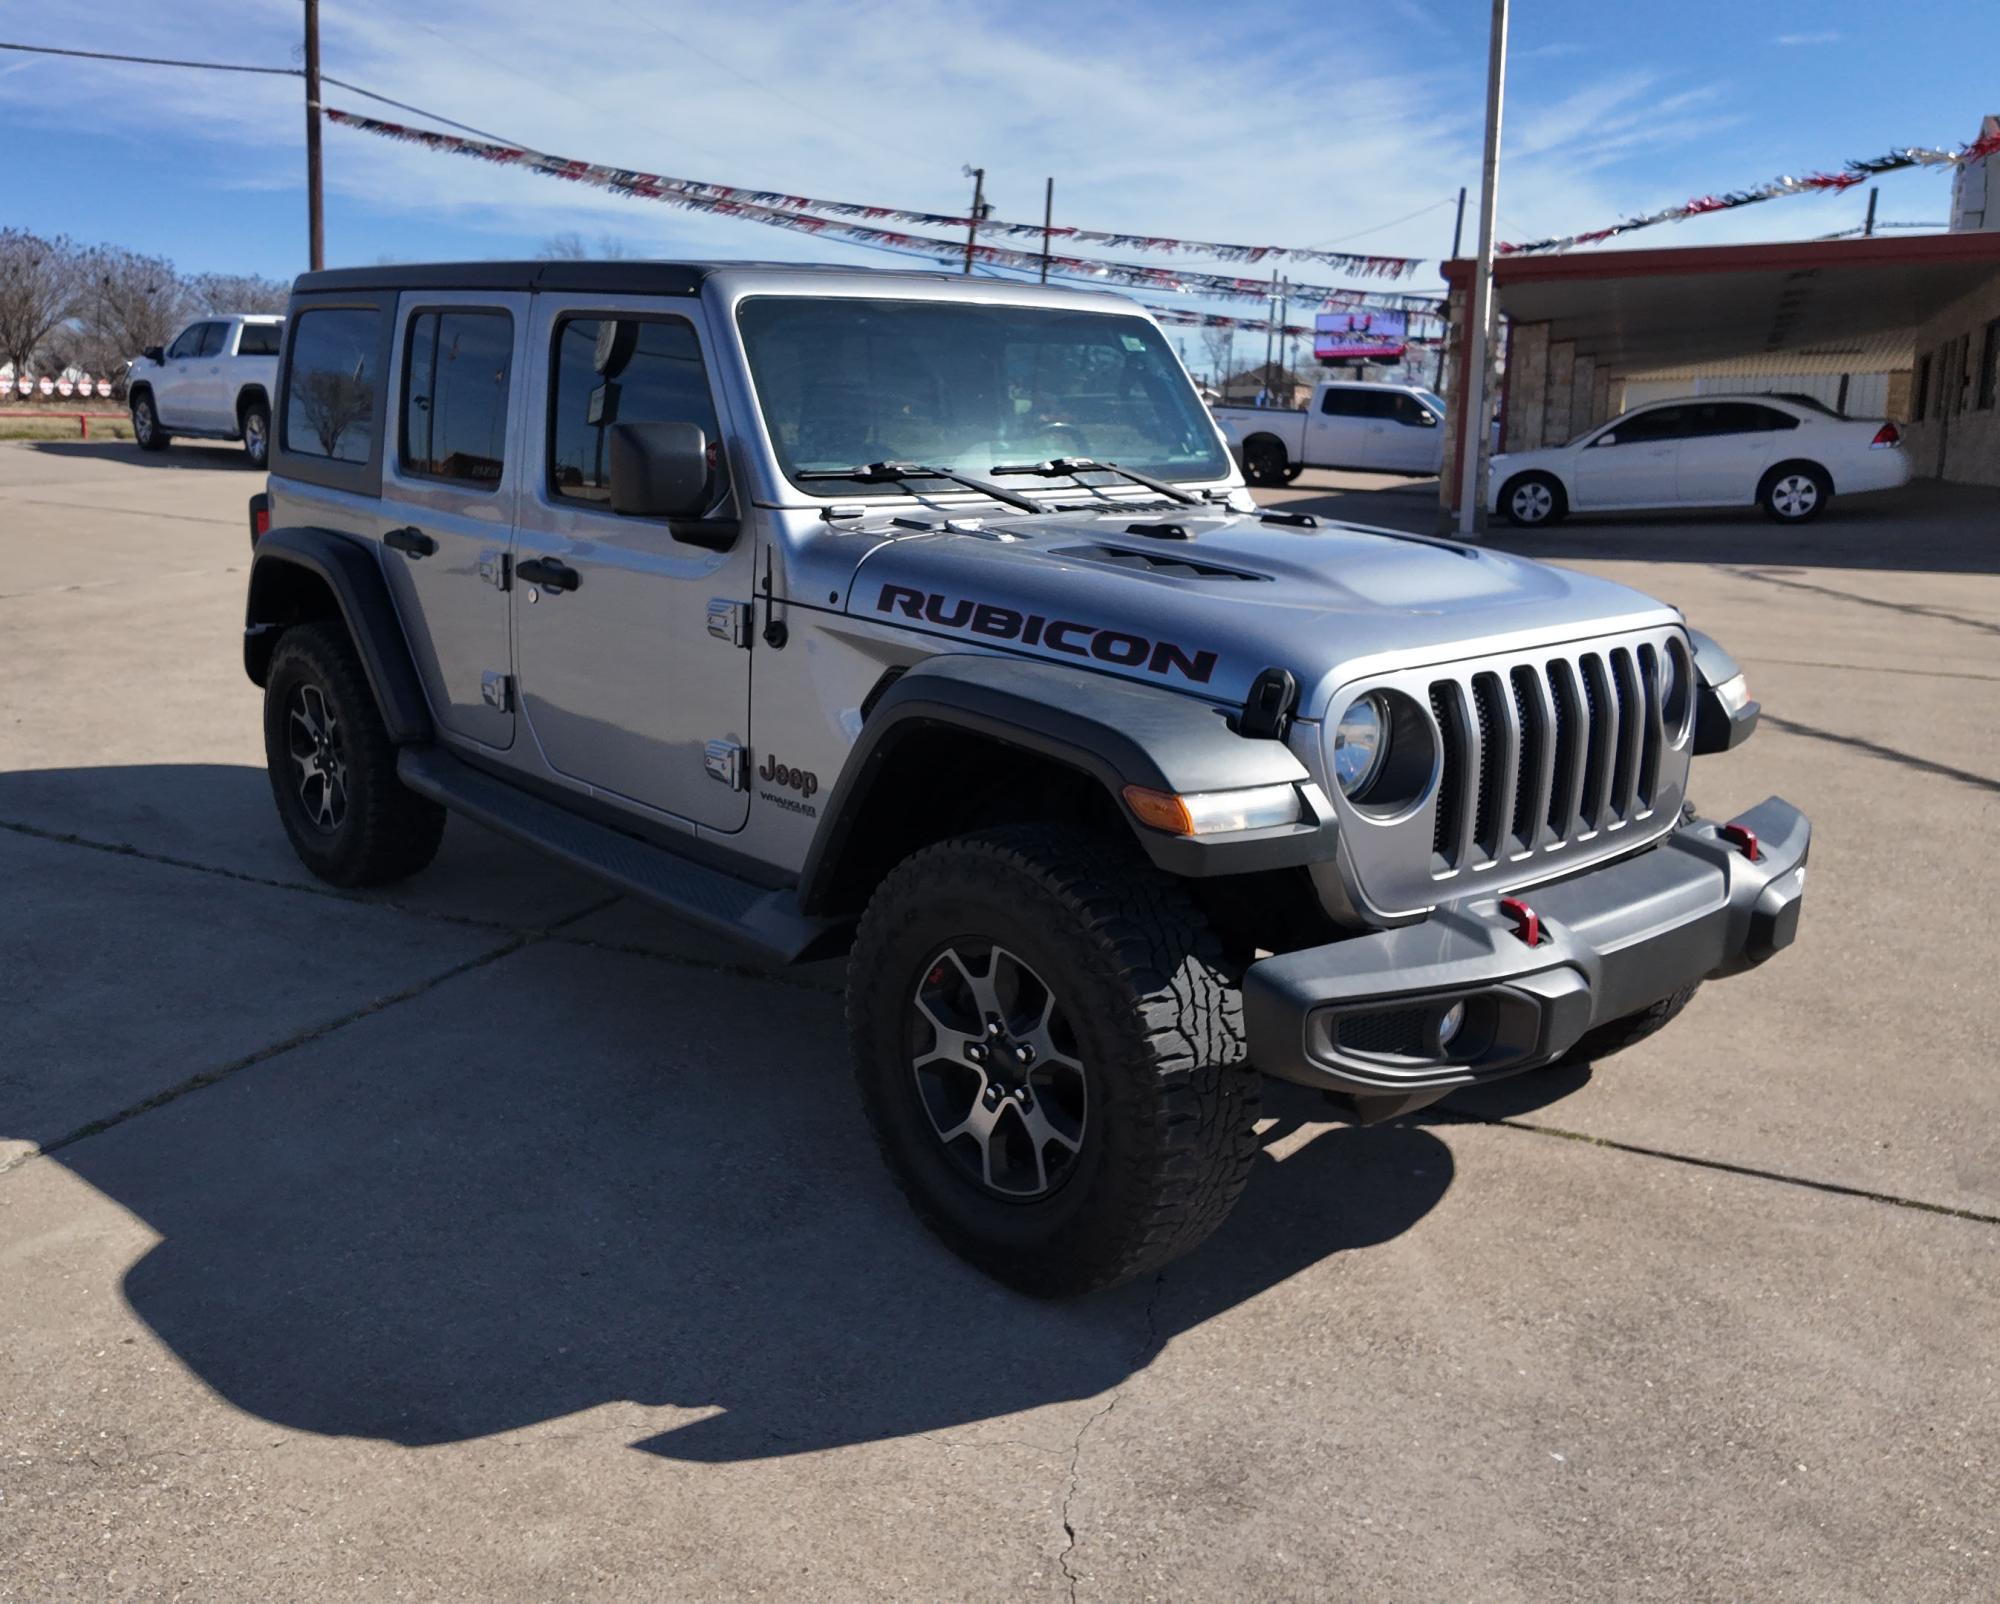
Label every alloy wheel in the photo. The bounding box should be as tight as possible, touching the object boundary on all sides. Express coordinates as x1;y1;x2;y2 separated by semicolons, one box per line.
908;942;1087;1200
286;682;349;831
244;409;268;463
1511;481;1554;523
1771;474;1819;519
133;399;154;445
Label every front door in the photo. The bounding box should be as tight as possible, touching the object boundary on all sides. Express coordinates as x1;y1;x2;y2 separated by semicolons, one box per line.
153;321;216;429
1571;404;1687;508
1381;390;1443;472
510;297;754;832
376;291;527;751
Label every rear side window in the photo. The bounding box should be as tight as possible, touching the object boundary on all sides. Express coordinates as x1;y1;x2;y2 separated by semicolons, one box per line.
284;308;380;464
238;322;282;357
1320;387;1369;417
401;309;513;489
548;314;724;507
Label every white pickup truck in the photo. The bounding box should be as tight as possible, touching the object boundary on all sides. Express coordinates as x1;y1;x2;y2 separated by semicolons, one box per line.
128;314;285;467
1215;379;1446;485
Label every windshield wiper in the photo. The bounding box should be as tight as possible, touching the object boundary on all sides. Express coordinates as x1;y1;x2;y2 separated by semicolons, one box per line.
989;456;1202;507
795;460;1048;516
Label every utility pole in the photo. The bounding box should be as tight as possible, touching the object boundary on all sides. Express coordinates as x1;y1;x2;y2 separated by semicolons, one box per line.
1276;277;1290;394
1262;269;1279;391
1863;185;1879;236
1450;185;1468;258
304;0;324;271
1040;177;1054;283
962;167;987;276
1438;184;1468;393
1455;0;1508;539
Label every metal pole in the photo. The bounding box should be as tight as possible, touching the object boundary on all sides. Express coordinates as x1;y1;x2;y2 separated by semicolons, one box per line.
1450;185;1468;259
963;167;985;276
1455;0;1508;539
1276;277;1289;396
1863;186;1879;237
1040;177;1053;283
1437;185;1467;395
1263;270;1278;393
304;0;324;271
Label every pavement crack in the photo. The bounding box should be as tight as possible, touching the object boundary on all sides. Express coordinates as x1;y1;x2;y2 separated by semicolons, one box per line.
1428;1110;2000;1227
1057;1393;1121;1603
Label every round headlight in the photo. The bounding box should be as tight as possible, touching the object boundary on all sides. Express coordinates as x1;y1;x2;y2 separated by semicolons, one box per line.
1333;694;1389;797
1659;643;1682;718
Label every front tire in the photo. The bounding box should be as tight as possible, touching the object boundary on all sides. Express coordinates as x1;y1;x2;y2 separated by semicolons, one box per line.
131;392;169;452
1499;471;1566;527
262;622;445;887
1761;462;1830;523
846;824;1261;1296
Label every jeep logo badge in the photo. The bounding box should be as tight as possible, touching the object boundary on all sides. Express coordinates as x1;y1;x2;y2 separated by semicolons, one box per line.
759;753;819;799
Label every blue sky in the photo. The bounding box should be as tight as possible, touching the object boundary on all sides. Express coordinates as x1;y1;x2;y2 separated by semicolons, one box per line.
3;0;1995;320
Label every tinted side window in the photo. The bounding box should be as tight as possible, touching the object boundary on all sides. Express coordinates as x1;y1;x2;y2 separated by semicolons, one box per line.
1617;406;1691;443
1389;392;1432;426
284;308;380;464
1320;387;1367;417
548;315;724;508
196;323;229;358
238;322;283;357
401;309;513;489
167;324;206;360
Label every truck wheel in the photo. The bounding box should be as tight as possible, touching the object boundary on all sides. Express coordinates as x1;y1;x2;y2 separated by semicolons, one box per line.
1500;471;1565;527
1760;462;1830;523
262;621;445;887
1554;981;1701;1068
130;391;169;452
239;395;271;469
846;823;1261;1296
1243;438;1288;487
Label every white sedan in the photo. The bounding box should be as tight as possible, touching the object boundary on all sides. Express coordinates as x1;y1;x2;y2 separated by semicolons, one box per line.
1490;394;1909;527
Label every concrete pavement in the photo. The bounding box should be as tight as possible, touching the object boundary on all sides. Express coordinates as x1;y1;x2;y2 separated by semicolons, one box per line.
3;442;1996;1599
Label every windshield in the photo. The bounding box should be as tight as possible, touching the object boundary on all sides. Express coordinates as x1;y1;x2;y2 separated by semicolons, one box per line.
735;296;1230;495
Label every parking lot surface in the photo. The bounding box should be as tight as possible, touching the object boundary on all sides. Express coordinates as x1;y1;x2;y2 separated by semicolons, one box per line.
4;441;1997;1600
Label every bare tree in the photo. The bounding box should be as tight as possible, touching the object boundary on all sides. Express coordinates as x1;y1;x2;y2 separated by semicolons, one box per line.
0;230;84;376
1197;324;1235;388
295;368;374;460
185;272;291;315
541;231;638;260
72;245;197;375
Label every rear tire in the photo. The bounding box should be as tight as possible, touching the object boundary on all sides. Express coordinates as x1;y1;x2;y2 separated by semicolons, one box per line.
1242;438;1289;488
1499;471;1566;527
846;823;1261;1296
131;391;169;452
262;622;445;887
239;394;271;469
1760;461;1830;523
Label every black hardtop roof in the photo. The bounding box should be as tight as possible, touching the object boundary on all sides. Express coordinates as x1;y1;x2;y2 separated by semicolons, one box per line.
290;259;976;297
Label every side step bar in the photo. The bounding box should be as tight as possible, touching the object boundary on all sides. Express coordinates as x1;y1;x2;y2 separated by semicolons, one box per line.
397;747;842;965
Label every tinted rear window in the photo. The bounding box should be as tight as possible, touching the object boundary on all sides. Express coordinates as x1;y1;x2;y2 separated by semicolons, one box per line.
401;309;513;488
238;322;283;357
284;308;380;464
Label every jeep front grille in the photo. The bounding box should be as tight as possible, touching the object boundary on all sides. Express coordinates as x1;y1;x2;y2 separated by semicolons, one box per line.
1324;626;1694;920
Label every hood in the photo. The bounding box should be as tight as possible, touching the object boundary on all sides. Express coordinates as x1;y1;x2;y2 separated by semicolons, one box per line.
838;504;1679;717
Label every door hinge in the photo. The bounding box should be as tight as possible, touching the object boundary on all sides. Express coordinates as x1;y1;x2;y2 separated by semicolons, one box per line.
703;739;747;791
707;597;752;648
481;671;512;712
479;549;511;590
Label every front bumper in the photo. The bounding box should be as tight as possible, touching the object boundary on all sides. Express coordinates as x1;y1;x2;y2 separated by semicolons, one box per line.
1242;797;1809;1112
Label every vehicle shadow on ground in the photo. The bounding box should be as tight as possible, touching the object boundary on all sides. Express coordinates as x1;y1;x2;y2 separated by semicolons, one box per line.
24;438;249;469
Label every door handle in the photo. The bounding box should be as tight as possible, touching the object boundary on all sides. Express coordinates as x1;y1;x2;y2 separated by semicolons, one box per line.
516;556;580;592
383;526;438;559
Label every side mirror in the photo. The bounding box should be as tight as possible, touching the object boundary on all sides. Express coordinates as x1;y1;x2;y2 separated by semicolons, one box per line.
608;421;712;520
144;346;165;366
1418;410;1439;427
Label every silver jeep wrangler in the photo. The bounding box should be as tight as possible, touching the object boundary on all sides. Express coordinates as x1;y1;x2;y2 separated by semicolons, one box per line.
244;262;1808;1294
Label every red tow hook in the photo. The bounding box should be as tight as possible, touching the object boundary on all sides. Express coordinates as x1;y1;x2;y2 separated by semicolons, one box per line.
1719;823;1761;861
1498;896;1542;947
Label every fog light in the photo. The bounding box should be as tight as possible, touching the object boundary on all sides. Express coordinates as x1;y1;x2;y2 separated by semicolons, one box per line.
1437;1000;1466;1048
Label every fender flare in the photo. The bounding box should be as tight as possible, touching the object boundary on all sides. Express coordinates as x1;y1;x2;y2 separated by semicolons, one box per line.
243;525;432;745
1688;627;1759;753
796;654;1331;915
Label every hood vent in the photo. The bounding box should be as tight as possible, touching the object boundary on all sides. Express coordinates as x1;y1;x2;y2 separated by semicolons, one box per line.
1051;544;1270;582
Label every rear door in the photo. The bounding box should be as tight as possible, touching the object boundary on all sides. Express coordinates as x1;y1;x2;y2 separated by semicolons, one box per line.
1303;385;1368;467
510;296;754;831
375;292;527;751
1674;402;1796;503
1570;404;1687;508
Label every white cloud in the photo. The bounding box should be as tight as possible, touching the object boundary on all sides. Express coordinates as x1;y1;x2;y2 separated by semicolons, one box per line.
0;1;1851;294
1774;31;1843;46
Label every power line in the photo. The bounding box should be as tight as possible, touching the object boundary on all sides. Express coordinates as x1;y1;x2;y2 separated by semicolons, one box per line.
321;76;522;146
0;39;294;74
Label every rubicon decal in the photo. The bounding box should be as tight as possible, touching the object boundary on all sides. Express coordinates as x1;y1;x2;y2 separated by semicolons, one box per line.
876;585;1218;684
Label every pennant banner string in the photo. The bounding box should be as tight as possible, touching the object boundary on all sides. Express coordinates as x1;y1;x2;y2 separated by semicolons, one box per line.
326;109;1443;311
1501;128;2000;255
